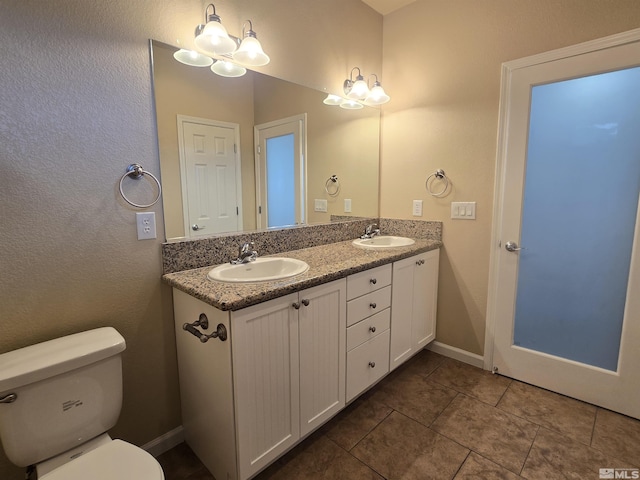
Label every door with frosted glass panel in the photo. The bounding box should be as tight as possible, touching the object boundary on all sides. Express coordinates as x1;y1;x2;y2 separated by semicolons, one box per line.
490;34;640;419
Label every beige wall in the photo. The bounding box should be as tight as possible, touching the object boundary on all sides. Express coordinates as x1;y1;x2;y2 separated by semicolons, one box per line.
380;0;640;355
0;1;381;479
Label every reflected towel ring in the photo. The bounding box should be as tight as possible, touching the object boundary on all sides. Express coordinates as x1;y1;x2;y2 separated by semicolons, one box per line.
425;169;450;197
119;163;162;208
325;175;340;197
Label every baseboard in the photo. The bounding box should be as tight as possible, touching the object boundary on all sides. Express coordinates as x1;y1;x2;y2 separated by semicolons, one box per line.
427;341;485;369
142;426;185;458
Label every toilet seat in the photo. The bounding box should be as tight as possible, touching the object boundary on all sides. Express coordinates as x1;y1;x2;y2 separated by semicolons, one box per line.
39;439;164;480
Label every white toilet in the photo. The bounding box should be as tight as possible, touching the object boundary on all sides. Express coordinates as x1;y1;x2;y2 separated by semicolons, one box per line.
0;327;165;479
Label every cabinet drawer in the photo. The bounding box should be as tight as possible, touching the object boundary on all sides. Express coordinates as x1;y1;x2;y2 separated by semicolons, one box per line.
347;285;391;327
346;330;390;402
347;264;392;300
347;308;390;351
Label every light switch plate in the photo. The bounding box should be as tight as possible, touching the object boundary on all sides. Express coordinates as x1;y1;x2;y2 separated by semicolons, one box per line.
314;199;328;212
451;202;476;220
344;199;352;213
412;200;423;217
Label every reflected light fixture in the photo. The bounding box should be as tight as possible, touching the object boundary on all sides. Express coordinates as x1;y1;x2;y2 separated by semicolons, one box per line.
339;99;364;110
364;74;390;105
210;59;247;77
194;4;240;56
232;20;270;66
323;94;343;106
173;48;214;67
343;67;390;106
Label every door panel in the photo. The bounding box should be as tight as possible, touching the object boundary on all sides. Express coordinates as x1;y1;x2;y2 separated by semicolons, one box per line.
489;33;640;419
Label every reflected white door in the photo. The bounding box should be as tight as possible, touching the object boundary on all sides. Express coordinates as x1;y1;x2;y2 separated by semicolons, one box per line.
255;114;306;229
488;31;640;419
178;116;242;237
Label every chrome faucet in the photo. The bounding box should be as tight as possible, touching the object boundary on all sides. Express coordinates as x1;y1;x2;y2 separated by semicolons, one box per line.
231;242;258;264
361;223;381;239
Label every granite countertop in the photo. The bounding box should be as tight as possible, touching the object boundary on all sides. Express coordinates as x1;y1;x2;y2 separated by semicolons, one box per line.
162;238;442;311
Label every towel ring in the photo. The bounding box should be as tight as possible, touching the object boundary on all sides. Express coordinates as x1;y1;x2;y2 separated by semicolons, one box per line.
119;163;162;208
425;169;449;197
325;175;340;197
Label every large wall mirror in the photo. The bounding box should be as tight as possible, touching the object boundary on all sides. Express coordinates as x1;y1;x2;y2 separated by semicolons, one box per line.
151;41;380;241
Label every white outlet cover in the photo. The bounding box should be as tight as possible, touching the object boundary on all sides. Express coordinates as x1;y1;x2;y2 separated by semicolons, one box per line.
136;212;157;240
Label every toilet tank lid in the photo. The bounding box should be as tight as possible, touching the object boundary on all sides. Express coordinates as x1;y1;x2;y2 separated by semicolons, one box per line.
0;327;125;393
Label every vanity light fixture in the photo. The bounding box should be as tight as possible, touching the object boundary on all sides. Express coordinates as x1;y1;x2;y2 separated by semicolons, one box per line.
173;48;214;67
322;94;343;106
343;67;390;105
339;99;364;110
210;59;247;77
232;21;270;66
194;4;237;56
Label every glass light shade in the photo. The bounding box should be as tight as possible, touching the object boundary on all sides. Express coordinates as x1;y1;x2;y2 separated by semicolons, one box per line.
211;60;247;77
364;85;390;105
347;78;369;99
323;94;343;106
233;36;270;66
173;49;214;67
195;19;237;56
339;99;364;110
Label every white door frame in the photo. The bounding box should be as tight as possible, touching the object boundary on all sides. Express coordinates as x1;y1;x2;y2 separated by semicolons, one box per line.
484;28;640;372
177;115;243;238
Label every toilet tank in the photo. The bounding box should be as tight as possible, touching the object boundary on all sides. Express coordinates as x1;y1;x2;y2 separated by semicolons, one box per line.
0;327;126;467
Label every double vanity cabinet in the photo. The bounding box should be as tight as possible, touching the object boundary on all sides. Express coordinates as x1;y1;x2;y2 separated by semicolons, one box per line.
170;246;439;480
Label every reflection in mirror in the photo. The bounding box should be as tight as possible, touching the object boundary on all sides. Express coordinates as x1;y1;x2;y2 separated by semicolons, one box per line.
151;41;380;241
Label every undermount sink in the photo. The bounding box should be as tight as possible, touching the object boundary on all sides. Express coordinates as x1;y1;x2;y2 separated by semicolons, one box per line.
352;236;416;249
207;257;309;283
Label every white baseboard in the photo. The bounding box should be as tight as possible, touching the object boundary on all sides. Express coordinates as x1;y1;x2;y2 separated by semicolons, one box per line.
427;341;485;369
142;426;185;458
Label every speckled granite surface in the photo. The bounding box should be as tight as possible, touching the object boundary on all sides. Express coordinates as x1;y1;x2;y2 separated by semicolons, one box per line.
162;238;441;311
162;218;441;274
162;218;442;311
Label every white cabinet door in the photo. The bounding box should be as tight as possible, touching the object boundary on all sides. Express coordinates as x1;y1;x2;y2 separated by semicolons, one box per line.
232;278;346;479
298;279;346;436
390;249;439;371
232;293;300;480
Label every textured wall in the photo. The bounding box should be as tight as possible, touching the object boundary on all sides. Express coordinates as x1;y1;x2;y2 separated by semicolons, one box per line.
0;1;381;478
380;0;640;355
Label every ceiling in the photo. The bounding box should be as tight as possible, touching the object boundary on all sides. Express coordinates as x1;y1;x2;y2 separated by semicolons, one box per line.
361;0;417;15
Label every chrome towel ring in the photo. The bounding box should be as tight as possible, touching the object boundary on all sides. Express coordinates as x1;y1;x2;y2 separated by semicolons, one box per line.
425;169;450;197
325;175;340;197
119;163;162;208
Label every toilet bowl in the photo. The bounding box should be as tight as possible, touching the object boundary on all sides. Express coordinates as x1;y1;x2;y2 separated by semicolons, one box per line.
0;327;165;479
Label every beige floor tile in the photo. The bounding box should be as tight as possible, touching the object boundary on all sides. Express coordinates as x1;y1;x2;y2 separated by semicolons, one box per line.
351;411;469;480
591;408;640;467
432;394;537;474
322;392;393;451
428;358;511;406
368;370;458;427
255;434;383;480
454;452;523;480
394;349;446;379
521;427;638;479
497;380;596;444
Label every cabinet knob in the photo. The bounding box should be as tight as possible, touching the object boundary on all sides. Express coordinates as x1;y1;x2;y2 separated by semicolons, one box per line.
368;361;376;368
301;299;310;307
369;302;377;309
370;278;377;285
292;302;301;310
416;259;425;266
369;326;376;333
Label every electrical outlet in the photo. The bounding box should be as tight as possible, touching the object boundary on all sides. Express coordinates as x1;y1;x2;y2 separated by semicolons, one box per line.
412;200;423;217
136;212;157;240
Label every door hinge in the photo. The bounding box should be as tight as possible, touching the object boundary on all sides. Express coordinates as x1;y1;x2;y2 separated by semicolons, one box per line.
236;206;239;215
257;145;261;154
258;205;262;214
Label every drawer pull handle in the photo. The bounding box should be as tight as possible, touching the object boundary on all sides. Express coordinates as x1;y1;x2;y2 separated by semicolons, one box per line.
369;326;376;333
301;299;310;307
370;302;377;309
370;278;377;285
369;361;376;368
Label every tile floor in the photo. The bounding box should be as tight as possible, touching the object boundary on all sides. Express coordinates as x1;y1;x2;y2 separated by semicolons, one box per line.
157;350;640;480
